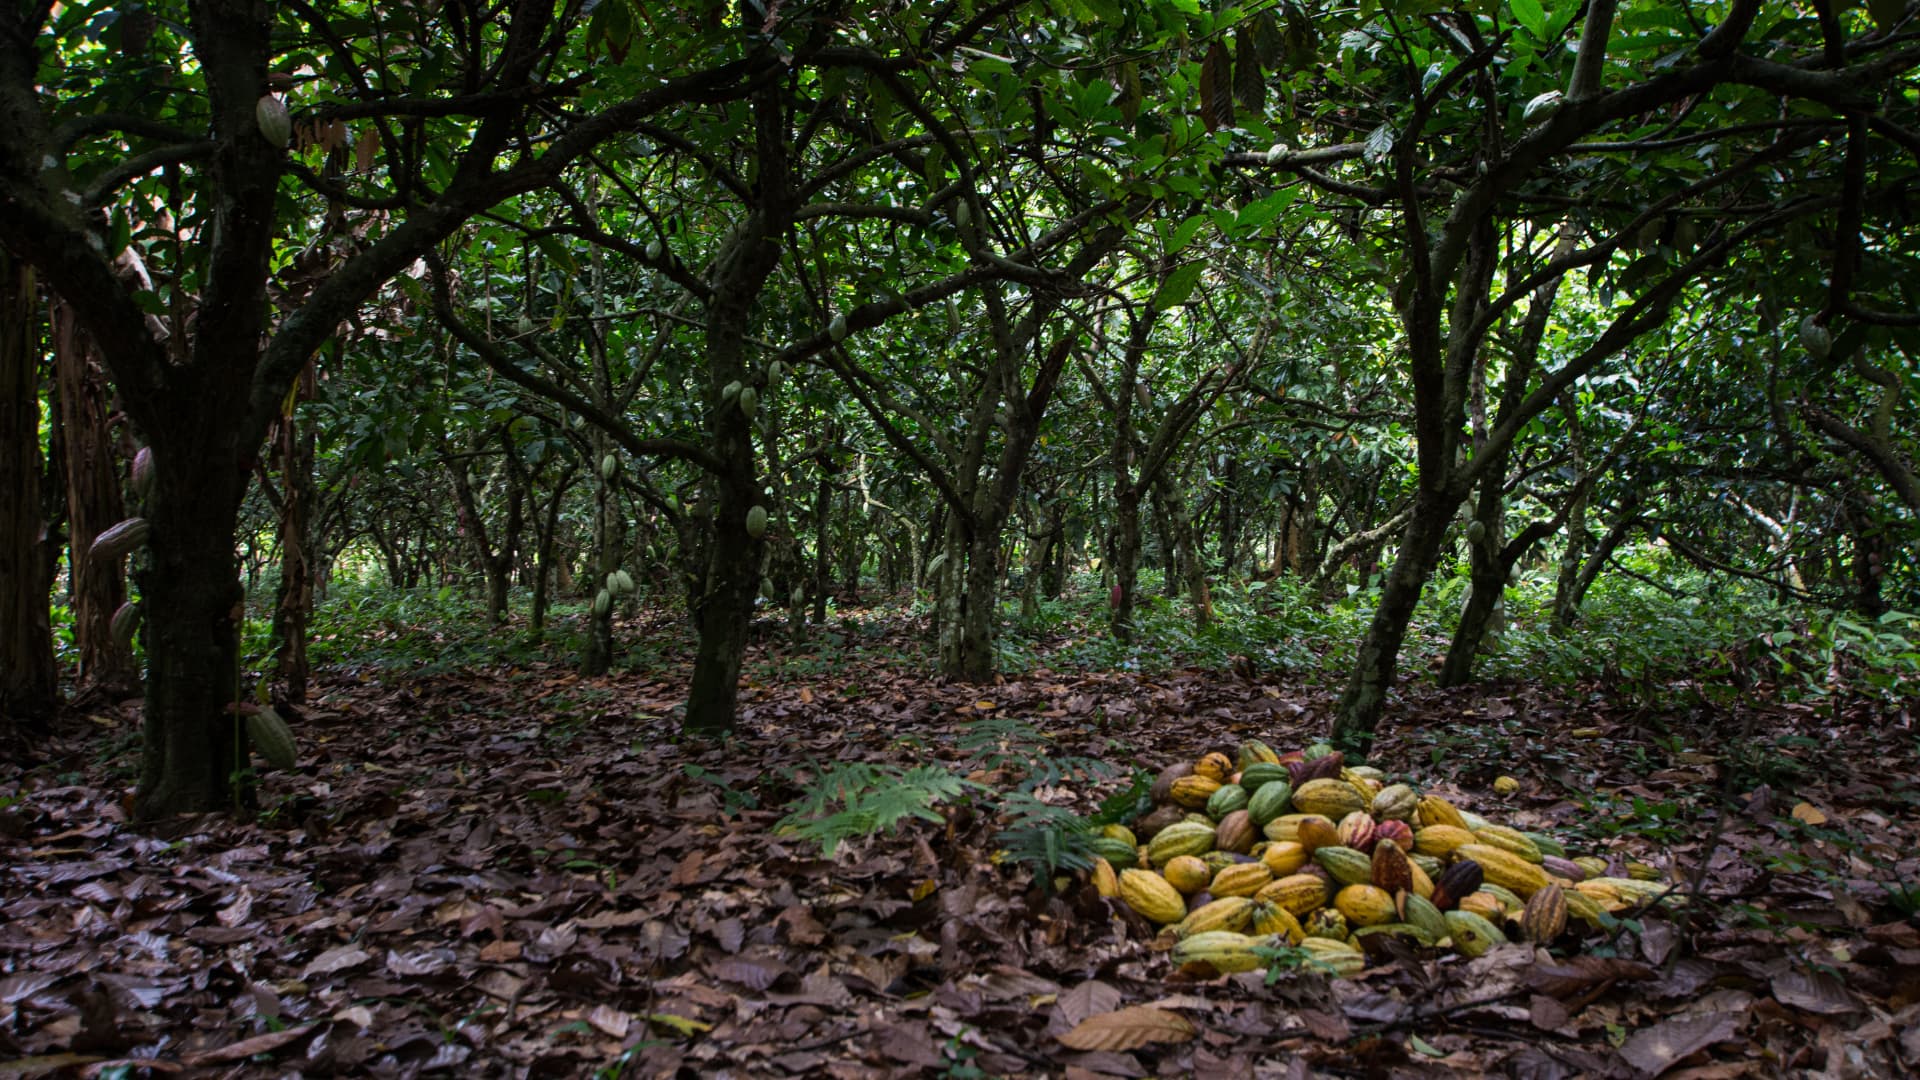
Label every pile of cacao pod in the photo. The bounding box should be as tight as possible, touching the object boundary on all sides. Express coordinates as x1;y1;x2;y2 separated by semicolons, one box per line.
1088;741;1672;977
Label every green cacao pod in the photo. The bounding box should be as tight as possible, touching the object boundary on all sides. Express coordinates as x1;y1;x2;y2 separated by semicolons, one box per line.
745;505;769;539
245;707;297;769
110;602;140;649
1245;781;1293;825
1146;821;1216;864
1089;837;1137;869
1313;846;1373;887
738;386;759;419
1400;892;1450;942
1206;783;1250;819
1299;936;1365;976
1238;763;1290;793
1371;783;1418;821
828;313;849;342
1443;910;1507;958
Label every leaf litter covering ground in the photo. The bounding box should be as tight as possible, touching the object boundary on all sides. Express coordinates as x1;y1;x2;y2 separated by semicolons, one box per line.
4;611;1919;1078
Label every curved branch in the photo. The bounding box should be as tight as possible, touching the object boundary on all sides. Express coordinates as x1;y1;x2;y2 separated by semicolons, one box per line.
82;140;216;207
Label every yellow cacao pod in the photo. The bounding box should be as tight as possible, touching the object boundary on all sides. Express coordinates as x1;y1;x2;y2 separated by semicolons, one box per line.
1299;936;1365;976
1334;884;1397;927
1260;841;1308;876
1455;844;1552;898
1170;775;1223;809
1412;825;1477;858
1092;857;1118;898
1444;910;1506;958
1175;896;1255;937
1371;783;1418;821
1472;824;1545;863
1291;778;1368;819
1417;794;1468;829
1210;862;1275;898
1255;873;1328;916
1118;868;1186;924
1458;891;1504;921
1161;855;1211;895
1171;931;1277;973
1249;901;1304;943
1193;752;1234;782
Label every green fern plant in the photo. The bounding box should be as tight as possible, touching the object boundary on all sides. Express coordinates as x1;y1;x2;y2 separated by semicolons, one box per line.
777;761;984;856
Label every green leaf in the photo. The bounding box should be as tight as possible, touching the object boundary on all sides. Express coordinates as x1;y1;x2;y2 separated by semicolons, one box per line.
1150;262;1205;311
1510;0;1549;41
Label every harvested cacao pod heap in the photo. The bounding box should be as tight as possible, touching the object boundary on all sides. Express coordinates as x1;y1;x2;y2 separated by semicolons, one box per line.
1093;740;1672;977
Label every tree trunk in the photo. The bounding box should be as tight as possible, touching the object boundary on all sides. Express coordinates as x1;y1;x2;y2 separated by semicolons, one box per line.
1330;487;1458;755
268;361;315;702
682;89;787;734
50;302;136;692
1439;478;1508;687
1108;486;1142;643
581;432;616;676
134;453;250;818
530;462;574;634
1;251;56;729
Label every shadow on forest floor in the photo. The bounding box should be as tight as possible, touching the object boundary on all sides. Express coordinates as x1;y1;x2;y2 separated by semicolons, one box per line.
4;605;1918;1077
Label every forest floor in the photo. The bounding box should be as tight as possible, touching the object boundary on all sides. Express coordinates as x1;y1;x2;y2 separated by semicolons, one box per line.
3;602;1918;1079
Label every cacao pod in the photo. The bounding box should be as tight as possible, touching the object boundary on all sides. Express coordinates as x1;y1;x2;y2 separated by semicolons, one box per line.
245;706;297;769
1200;851;1242;875
1259;841;1307;877
1335;884;1396;927
1100;824;1137;846
89;517;151;563
1479;883;1525;912
1562;887;1609;927
1089;837;1137;869
1213;810;1256;854
1169;775;1223;809
131;447;154;500
1162;855;1212;895
1370;839;1413;894
1135;803;1187;839
1171;930;1276;973
1416;794;1469;829
1303;907;1349;942
1249;900;1303;942
828;313;849;342
745;505;769;539
1291;778;1367;819
1455;845;1551;898
1209;862;1273;898
1174;896;1255;937
1337;811;1377;852
738;386;759;419
1238;763;1289;793
1255;873;1328;916
646;239;664;260
1528;832;1568;858
1295;816;1340;852
1443;910;1506;958
1400;892;1449;942
1573;856;1610;878
255;95;291;147
1521;883;1569;943
593;589;611;616
1541;855;1585;882
1092;857;1119;898
1146;821;1216;864
1237;740;1281;769
1458;892;1504;921
1151;761;1195;804
1472;824;1545;863
1193;752;1234;782
1371;783;1418;821
110;602;140;649
600;453;619;480
1245;781;1293;825
1299;936;1365;976
1206;783;1250;819
722;380;743;402
1354;922;1438;946
1312;846;1372;887
1373;819;1414;851
1412;824;1476;858
1118;868;1186;924
1431;860;1484;910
